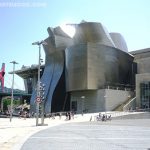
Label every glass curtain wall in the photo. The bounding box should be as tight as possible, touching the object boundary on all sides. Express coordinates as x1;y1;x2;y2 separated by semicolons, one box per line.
140;82;150;109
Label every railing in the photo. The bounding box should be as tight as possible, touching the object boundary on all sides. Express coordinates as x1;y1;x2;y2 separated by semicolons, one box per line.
123;97;136;111
102;83;135;91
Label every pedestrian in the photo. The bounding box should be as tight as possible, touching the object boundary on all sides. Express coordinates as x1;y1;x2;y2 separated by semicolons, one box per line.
68;112;71;120
59;112;62;120
65;112;68;120
99;112;101;118
108;115;111;121
102;114;105;121
90;116;92;121
18;110;22;118
24;111;27;119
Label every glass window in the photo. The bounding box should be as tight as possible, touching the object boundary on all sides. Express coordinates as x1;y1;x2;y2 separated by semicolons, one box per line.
71;101;77;111
140;82;150;109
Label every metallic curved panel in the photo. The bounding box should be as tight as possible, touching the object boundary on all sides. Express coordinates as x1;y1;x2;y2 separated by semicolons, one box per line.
65;44;88;91
109;32;128;52
44;51;64;113
47;27;73;51
30;51;56;112
73;22;115;47
65;43;134;92
44;27;73;55
30;26;72;113
30;51;64;113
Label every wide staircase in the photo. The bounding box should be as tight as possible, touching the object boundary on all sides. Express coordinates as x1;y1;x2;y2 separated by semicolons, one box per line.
113;96;136;111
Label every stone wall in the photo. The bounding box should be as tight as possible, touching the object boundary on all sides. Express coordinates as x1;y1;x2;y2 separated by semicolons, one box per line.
70;89;132;113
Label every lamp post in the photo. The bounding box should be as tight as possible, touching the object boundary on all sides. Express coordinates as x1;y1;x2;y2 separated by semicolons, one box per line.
40;83;45;125
10;61;18;122
32;40;47;126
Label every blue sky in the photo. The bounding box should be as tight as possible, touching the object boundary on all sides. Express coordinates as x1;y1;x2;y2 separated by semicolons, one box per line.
0;0;150;90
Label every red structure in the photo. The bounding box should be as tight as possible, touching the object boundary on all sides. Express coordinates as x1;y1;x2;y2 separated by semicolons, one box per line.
0;63;5;91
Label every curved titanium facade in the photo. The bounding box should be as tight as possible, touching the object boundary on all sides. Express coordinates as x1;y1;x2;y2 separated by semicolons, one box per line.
110;32;128;52
44;51;65;113
66;43;134;91
66;22;134;92
73;22;115;47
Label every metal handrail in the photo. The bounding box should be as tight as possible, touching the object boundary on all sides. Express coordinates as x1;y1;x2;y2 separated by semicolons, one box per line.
123;97;136;111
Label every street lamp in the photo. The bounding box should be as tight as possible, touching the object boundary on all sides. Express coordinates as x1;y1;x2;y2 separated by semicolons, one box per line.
10;61;18;122
32;40;47;126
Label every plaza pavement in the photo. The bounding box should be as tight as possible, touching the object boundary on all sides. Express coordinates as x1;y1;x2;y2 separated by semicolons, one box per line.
21;119;150;150
0;116;69;150
0;111;149;150
0;113;95;150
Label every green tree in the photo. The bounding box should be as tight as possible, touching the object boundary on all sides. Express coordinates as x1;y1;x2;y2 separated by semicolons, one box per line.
3;98;21;111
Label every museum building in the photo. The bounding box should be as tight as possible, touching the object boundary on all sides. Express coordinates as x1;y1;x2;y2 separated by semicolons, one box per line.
14;22;150;113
